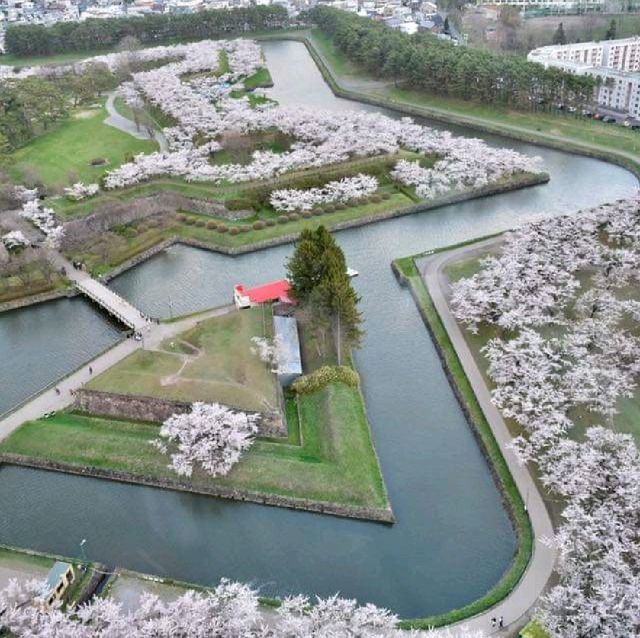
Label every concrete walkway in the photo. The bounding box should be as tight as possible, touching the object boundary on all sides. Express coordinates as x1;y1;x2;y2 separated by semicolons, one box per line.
0;304;235;442
301;32;640;175
417;239;556;637
48;252;151;332
104;92;169;152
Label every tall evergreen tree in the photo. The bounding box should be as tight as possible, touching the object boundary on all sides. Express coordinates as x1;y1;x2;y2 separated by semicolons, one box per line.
553;22;567;45
605;19;617;40
287;226;363;363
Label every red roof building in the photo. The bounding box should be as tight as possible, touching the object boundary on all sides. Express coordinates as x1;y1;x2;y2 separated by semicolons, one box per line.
234;280;294;308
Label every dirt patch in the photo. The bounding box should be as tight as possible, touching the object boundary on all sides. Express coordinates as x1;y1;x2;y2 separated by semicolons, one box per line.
74;110;97;120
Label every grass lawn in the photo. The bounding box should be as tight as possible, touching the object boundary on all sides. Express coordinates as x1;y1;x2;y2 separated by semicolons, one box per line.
0;49;115;68
0;267;68;304
7;101;157;189
244;67;273;90
308;30;640;169
87;307;279;413
520;620;551;638
1;379;389;509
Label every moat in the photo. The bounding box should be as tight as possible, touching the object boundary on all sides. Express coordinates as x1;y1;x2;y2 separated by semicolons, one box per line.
0;40;636;619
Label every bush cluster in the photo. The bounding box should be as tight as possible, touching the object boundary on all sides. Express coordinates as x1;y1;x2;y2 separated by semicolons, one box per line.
291;365;360;395
226;198;255;212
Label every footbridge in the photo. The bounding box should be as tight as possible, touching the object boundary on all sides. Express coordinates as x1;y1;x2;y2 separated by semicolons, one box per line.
75;278;151;332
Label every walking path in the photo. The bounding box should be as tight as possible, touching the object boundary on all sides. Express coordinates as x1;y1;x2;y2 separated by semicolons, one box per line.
104;92;169;152
48;251;151;332
0;303;234;442
417;238;556;637
301;31;640;176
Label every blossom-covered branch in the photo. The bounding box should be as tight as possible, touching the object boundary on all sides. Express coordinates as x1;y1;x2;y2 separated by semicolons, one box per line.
270;174;378;212
155;402;257;478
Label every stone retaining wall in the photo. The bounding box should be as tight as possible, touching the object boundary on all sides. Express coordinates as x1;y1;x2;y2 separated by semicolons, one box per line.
180;172;549;256
61;192;251;248
101;238;176;283
73;388;285;437
0;453;395;524
0;287;76;314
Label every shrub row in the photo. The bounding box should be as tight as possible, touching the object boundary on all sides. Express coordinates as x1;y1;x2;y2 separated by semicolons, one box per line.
291;365;360;395
220;162;398;211
175;191;393;236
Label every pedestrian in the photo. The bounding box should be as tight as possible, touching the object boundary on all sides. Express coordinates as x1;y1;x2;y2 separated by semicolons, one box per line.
498;616;504;628
490;617;496;628
55;387;60;396
89;366;93;375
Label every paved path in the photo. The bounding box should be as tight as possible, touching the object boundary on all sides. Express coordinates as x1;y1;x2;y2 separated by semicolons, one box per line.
417;238;556;637
0;303;235;442
302;32;640;174
104;92;169;152
49;252;151;332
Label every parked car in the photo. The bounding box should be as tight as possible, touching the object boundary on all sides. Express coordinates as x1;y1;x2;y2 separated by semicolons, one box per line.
601;115;616;123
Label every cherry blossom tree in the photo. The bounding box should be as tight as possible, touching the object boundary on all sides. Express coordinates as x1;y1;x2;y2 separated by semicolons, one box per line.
250;335;285;371
19;198;65;249
64;182;99;201
155;402;257;478
452;195;640;637
270;174;378;212
1;230;29;250
0;578;488;637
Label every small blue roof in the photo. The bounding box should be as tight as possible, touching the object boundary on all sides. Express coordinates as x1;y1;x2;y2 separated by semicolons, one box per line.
44;562;72;591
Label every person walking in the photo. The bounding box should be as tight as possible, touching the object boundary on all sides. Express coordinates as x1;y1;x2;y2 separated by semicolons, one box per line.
498;616;504;629
89;366;93;375
491;618;497;628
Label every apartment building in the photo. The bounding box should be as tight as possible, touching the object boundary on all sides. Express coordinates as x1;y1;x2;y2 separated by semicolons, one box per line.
477;0;603;11
528;37;640;120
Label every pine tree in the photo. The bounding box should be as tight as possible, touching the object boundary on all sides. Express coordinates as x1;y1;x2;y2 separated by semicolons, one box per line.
286;228;323;303
287;226;363;363
605;19;617;41
553;22;566;45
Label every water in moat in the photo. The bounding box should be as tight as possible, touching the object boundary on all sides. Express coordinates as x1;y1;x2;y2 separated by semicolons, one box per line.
0;40;636;618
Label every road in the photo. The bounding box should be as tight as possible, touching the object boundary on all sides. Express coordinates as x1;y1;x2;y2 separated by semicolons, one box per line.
417;238;556;637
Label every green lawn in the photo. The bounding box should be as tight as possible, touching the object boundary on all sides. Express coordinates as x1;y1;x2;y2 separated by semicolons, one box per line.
244;67;273;90
308;30;640;170
0;49;115;68
87;307;279;413
7;101;157;189
520;620;551;638
2;379;389;509
0;545;54;571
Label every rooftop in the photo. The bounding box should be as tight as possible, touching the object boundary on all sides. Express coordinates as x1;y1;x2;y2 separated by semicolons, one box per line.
273;315;302;377
235;279;294;305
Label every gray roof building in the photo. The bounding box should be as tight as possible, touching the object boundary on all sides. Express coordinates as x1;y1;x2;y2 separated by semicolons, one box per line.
273;315;302;387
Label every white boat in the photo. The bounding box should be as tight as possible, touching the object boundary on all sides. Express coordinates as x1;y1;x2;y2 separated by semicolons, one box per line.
346;268;359;278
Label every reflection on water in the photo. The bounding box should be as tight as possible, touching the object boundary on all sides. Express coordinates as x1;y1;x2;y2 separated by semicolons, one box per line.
0;39;636;619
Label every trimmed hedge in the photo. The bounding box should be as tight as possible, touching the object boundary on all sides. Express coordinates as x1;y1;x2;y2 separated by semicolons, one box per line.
291;365;360;395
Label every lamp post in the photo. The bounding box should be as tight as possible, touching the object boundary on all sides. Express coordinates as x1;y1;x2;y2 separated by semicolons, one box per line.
80;538;87;563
